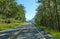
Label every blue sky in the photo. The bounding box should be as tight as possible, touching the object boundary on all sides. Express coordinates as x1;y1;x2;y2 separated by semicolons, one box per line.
16;0;38;21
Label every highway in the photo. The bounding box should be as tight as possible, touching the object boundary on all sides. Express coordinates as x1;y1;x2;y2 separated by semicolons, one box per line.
0;23;55;39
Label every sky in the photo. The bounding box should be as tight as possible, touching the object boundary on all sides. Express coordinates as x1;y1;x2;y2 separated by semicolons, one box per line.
16;0;38;21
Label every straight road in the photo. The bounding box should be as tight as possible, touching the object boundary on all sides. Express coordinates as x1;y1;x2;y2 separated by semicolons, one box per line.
0;23;55;39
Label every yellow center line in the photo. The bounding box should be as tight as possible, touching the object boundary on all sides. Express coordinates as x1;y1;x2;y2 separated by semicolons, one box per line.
8;29;23;39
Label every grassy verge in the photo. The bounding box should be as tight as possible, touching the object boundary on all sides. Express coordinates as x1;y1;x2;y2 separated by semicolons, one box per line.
0;23;26;31
34;23;60;39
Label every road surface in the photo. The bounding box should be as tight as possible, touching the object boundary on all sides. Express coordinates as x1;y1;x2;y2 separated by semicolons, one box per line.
0;23;55;39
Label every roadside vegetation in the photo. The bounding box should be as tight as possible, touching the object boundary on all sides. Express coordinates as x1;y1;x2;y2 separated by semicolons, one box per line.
0;23;25;31
34;23;60;39
0;0;26;30
34;0;60;39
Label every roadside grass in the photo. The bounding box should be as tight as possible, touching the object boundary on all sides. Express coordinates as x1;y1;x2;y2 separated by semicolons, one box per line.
34;23;60;39
0;23;26;31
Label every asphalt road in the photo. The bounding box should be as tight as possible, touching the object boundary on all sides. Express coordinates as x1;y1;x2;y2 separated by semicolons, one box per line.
0;23;55;39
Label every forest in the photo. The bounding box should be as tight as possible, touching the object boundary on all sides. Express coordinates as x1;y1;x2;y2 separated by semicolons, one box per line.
35;0;60;31
0;0;25;23
0;0;25;30
35;0;60;38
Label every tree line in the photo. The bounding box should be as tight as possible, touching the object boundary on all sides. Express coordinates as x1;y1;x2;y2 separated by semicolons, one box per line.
35;0;60;31
0;0;25;23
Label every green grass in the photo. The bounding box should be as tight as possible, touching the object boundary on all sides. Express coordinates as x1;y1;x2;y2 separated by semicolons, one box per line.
34;23;60;39
0;23;25;31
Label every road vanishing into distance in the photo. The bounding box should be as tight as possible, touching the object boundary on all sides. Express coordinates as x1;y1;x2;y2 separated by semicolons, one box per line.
0;23;55;39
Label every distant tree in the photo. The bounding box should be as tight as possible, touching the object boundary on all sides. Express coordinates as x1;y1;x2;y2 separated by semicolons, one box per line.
15;4;25;22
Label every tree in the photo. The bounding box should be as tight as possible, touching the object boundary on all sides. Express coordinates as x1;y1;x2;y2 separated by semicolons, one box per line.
35;0;60;31
0;0;25;23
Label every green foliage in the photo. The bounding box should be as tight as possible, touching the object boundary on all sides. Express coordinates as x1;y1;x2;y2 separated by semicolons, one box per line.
34;23;60;39
0;23;24;31
0;0;25;23
0;0;26;30
35;0;60;31
35;0;60;38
